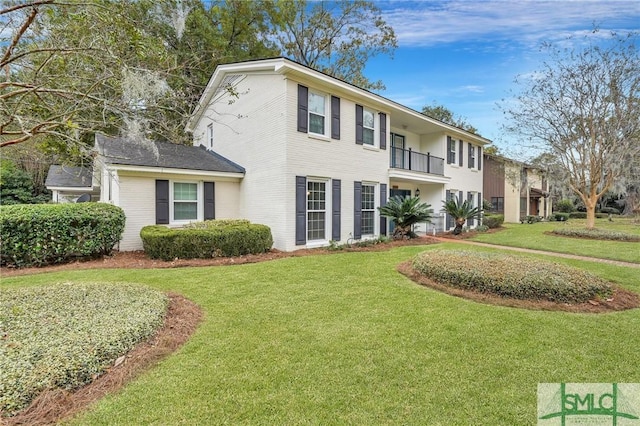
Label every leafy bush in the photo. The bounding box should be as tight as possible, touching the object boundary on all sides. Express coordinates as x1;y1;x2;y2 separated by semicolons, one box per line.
569;211;587;219
551;228;640;242
411;250;613;303
0;203;125;268
523;215;542;223
141;220;273;260
599;207;620;215
476;225;490;232
0;282;168;416
553;212;570;221
555;199;575;213
483;214;504;229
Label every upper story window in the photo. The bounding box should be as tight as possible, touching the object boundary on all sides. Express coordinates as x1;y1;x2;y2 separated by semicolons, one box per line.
362;108;376;146
447;136;456;164
468;143;476;168
206;123;214;149
308;91;327;135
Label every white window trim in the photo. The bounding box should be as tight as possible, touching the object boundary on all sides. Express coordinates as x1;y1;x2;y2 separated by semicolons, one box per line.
361;181;378;237
308;90;329;138
362;107;377;147
449;139;456;165
170;180;203;224
306;178;331;246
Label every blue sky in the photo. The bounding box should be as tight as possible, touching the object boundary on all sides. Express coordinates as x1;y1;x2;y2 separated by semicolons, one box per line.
364;0;640;152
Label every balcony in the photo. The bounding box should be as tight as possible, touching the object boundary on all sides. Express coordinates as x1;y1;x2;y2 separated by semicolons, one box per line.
390;147;445;176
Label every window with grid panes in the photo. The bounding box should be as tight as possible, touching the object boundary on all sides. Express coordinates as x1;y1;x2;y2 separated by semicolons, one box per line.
308;91;326;135
362;108;375;146
307;181;326;240
173;182;198;220
361;184;375;235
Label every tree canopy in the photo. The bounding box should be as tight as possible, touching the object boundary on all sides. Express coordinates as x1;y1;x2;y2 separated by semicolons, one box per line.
503;30;640;228
421;103;479;135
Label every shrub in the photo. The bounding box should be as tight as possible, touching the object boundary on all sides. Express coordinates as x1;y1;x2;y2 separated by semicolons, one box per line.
523;215;542;224
141;220;273;260
553;212;570;222
569;212;587;219
599;206;620;215
483;214;504;229
476;225;490;232
411;250;613;303
0;203;125;268
0;282;168;416
555;199;575;213
551;228;640;242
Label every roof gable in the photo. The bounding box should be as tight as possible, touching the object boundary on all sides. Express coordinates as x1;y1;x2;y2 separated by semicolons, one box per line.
45;165;93;188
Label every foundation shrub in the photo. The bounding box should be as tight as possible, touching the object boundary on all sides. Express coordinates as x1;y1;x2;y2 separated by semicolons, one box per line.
483;214;504;229
0;203;125;268
0;282;168;417
411;250;613;303
141;220;273;260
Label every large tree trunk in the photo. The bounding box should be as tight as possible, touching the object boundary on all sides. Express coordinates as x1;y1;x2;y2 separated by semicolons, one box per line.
585;194;598;229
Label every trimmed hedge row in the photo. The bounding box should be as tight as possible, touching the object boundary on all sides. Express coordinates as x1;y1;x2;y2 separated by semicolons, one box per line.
412;249;613;303
0;203;125;268
141;220;273;260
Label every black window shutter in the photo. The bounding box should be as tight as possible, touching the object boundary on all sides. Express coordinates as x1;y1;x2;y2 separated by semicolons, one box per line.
354;181;362;239
478;148;482;170
297;85;308;133
295;176;307;245
155;180;170;224
478;192;483;225
458;140;463;167
332;179;341;240
331;96;340;140
355;104;364;145
204;181;215;220
447;136;452;164
467;192;474;226
459;191;463;206
445;189;452;228
379;183;387;236
379;113;387;150
468;143;473;168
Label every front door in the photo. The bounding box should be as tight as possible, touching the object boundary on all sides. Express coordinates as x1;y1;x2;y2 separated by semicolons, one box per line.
391;134;405;168
388;188;412;234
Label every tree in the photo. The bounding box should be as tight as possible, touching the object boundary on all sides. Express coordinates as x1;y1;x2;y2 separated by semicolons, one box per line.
442;196;482;235
268;0;397;91
503;31;640;229
0;158;50;204
421;103;479;135
378;195;433;240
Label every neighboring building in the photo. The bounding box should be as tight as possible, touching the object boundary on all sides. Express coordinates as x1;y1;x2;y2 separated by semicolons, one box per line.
51;57;491;251
483;154;552;222
45;165;99;203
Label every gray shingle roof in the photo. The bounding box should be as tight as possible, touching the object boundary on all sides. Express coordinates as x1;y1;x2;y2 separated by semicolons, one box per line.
95;134;245;174
45;165;93;188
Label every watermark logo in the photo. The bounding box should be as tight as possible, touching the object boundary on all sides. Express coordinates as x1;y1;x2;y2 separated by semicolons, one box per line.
538;383;640;425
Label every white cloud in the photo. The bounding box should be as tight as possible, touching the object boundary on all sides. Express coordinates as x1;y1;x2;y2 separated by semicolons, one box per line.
381;0;640;48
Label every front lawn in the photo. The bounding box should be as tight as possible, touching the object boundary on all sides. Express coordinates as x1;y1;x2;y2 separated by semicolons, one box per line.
471;218;640;263
2;244;639;425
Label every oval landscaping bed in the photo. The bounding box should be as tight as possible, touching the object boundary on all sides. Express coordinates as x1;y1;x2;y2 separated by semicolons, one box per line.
398;249;640;313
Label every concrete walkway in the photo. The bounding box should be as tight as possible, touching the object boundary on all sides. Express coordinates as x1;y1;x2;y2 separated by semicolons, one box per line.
432;237;640;269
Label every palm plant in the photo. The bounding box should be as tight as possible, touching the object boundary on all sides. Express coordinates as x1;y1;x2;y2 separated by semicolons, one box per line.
442;196;482;235
378;195;433;240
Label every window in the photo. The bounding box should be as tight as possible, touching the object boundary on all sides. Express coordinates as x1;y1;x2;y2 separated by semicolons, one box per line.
206;124;213;148
308;91;327;135
361;184;375;235
447;137;456;164
173;182;198;221
491;197;504;212
468;144;475;168
362;108;375;145
307;180;326;240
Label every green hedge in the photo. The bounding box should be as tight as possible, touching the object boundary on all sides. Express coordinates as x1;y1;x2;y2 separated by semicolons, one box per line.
483;214;504;229
551;228;640;242
569;212;610;219
140;220;273;260
0;203;125;268
412;250;613;303
552;212;570;221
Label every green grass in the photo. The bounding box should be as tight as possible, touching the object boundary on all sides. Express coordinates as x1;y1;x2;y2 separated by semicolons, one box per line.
471;218;640;263
2;243;639;425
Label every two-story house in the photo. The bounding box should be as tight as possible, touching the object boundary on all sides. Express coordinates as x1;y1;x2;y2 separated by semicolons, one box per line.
483;153;552;222
55;57;489;251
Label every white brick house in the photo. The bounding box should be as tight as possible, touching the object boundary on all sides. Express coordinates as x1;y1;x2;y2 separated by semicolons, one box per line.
81;57;489;251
